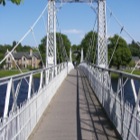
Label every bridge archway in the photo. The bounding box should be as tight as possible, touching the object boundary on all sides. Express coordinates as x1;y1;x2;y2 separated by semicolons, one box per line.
72;50;81;66
46;0;107;68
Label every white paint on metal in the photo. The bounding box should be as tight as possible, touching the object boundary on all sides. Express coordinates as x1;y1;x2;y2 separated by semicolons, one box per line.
131;79;137;103
69;48;72;62
3;78;12;118
46;0;57;68
0;62;73;140
80;48;83;63
28;74;33;99
79;63;140;140
97;0;107;68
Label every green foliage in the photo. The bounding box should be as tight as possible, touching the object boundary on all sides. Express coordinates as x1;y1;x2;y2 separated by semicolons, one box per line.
38;36;46;65
108;34;132;69
0;0;22;5
129;40;140;57
0;44;12;63
128;60;135;68
11;0;21;5
56;33;71;63
38;33;71;65
0;42;33;69
0;0;6;5
12;41;31;52
0;70;28;78
71;44;81;65
125;69;140;75
80;31;97;63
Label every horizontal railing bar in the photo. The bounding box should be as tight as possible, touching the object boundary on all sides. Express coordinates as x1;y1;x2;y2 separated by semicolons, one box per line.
80;63;140;140
0;63;67;83
91;63;140;80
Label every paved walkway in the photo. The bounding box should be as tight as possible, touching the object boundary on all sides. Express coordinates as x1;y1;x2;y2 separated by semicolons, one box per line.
28;69;121;140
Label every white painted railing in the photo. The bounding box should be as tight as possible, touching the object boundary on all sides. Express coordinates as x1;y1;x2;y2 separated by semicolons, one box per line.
0;62;73;140
79;63;140;140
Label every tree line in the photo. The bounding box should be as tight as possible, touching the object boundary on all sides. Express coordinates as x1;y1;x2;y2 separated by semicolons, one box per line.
1;1;139;69
0;31;140;69
0;41;32;59
0;33;71;68
72;31;140;69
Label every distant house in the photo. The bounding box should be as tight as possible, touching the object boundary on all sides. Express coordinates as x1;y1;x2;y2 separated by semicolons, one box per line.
4;49;41;69
132;56;140;69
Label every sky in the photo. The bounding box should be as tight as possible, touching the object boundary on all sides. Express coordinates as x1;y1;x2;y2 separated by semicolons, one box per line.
0;0;140;47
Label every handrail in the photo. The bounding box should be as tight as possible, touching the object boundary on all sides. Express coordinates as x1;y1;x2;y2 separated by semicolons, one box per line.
0;62;73;140
79;62;140;140
90;63;140;80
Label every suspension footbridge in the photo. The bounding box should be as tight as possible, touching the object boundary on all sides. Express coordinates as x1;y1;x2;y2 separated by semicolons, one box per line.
0;0;140;140
28;69;121;140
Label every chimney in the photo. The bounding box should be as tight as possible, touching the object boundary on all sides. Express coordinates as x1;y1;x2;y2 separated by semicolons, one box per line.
30;49;33;56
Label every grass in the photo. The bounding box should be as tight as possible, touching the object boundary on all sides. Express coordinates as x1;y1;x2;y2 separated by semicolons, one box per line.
1;68;140;79
110;73;119;79
124;69;140;75
111;69;140;79
0;70;28;78
0;69;41;79
33;73;40;78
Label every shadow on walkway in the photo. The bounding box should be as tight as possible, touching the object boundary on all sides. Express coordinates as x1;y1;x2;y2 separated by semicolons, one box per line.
29;69;122;140
75;69;121;140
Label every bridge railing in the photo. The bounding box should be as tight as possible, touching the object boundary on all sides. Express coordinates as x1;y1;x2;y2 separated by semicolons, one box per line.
0;62;73;140
79;63;140;140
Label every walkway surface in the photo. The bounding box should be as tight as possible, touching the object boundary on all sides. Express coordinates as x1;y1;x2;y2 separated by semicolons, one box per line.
28;69;121;140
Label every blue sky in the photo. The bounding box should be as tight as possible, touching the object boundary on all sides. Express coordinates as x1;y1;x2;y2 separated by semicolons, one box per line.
0;0;140;46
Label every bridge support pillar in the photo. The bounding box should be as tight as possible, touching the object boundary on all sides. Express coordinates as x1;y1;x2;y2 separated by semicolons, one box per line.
46;0;57;80
80;48;83;63
46;0;57;68
69;48;72;62
97;0;107;68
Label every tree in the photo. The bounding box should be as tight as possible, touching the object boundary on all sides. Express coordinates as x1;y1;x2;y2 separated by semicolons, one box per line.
38;33;71;65
12;41;17;47
56;33;71;63
0;44;12;68
80;31;97;63
38;36;46;65
128;60;135;68
0;0;22;5
129;40;140;57
11;41;31;52
71;44;81;65
108;34;132;69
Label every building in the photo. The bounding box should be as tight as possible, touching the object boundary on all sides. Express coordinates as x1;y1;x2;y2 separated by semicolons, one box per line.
132;56;140;69
5;49;41;69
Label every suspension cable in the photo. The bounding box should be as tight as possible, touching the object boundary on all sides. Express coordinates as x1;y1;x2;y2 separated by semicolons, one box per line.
108;27;124;66
85;14;97;63
9;52;29;85
56;32;61;63
107;5;140;74
91;17;97;64
0;3;48;65
106;4;140;93
9;52;23;73
107;5;140;47
31;30;45;68
56;16;69;62
42;15;47;33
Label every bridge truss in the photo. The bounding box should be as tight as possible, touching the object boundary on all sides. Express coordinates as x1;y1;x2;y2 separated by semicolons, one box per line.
47;0;107;68
1;0;140;140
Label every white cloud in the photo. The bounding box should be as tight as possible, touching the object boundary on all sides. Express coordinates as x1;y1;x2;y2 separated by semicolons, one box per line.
61;29;86;45
62;29;84;34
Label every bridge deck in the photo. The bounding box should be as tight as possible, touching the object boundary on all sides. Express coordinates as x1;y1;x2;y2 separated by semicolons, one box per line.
29;69;121;140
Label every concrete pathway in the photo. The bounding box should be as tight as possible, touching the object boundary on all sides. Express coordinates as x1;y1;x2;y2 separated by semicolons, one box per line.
28;69;121;140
